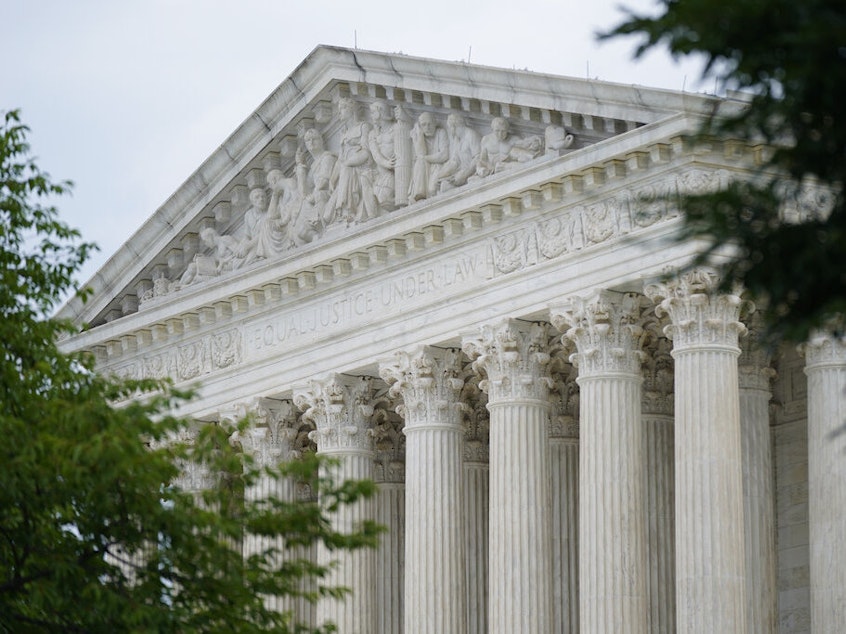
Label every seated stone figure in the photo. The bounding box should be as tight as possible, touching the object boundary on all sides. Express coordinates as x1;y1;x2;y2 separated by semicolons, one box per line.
474;117;543;178
408;112;449;203
178;227;240;287
437;112;481;192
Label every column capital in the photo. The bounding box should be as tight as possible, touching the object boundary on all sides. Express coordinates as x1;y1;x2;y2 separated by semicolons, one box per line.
551;290;649;378
462;378;490;463
293;374;378;454
549;362;580;439
371;409;406;483
461;318;554;404
800;331;846;370
232;398;300;468
645;268;750;351
379;345;465;429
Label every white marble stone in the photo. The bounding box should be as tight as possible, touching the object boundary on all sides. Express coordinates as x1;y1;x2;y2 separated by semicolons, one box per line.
54;46;831;634
801;333;846;632
463;319;554;634
553;291;649;634
646;269;749;634
380;346;467;634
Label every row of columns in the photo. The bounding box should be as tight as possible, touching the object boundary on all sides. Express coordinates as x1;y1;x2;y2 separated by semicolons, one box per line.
227;268;845;634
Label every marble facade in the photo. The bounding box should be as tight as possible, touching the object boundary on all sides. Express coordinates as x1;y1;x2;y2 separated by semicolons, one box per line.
58;47;843;633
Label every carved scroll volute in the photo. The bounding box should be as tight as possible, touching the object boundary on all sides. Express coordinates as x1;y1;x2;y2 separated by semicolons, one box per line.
293;374;377;454
551;290;650;379
644;268;752;351
230;398;301;469
461;318;554;404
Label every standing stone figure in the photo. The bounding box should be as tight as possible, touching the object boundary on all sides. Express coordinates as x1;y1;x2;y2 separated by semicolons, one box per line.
295;128;336;242
393;105;414;208
437;112;481;192
368;101;399;212
238;186;286;263
327;97;377;224
408;112;449;203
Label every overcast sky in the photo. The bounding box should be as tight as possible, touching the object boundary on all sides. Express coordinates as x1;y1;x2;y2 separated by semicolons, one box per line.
4;0;707;286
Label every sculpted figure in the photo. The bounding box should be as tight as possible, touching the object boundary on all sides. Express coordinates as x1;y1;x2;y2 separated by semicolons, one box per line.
295;128;336;241
408;112;449;203
368;101;399;212
475;117;543;178
545;124;575;154
178;227;240;286
238;186;287;263
266;168;301;248
436;112;481;192
327;97;377;224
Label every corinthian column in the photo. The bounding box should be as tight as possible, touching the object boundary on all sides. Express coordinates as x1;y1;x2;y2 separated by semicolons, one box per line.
738;323;776;634
293;374;378;634
549;362;579;634
462;377;490;634
380;346;467;634
371;410;406;634
645;269;749;634
641;335;675;634
552;291;648;634
801;332;846;631
462;319;554;634
235;399;299;617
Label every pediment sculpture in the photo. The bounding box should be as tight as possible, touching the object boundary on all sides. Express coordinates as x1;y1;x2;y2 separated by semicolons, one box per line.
146;94;577;304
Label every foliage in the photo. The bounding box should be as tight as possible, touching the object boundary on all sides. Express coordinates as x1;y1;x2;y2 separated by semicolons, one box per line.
602;0;846;342
0;109;380;633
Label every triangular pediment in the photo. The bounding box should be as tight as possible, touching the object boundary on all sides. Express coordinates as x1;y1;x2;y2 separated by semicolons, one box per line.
58;45;718;329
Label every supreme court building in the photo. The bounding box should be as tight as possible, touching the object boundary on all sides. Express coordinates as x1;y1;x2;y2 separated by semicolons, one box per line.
57;47;845;633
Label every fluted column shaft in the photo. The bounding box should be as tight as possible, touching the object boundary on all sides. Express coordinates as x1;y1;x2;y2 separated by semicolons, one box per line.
550;433;579;634
647;270;748;634
738;337;776;634
642;337;675;634
294;375;378;634
463;320;554;634
803;334;846;631
554;291;649;634
464;461;489;634
381;347;466;634
643;412;675;634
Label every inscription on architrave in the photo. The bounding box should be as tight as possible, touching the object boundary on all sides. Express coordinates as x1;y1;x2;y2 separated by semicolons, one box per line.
246;246;492;357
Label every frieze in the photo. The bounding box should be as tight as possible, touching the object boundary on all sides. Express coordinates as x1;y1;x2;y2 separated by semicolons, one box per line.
105;328;243;384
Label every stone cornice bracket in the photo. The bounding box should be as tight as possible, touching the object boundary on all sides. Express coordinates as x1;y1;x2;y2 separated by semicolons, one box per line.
293;374;377;454
550;289;649;379
379;345;466;430
461;318;554;405
644;267;751;352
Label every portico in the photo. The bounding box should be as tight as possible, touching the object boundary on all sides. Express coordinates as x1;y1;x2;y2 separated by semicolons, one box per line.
59;47;837;633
